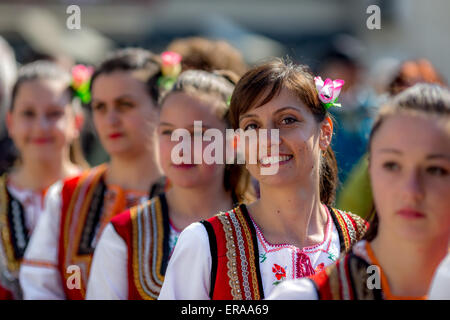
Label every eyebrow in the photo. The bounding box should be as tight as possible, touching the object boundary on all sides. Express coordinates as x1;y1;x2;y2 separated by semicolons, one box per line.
378;148;402;154
377;149;450;161
239;105;302;122
91;94;135;104
427;154;450;161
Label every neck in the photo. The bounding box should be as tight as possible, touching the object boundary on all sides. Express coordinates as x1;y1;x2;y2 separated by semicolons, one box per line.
371;230;449;297
106;151;163;192
11;147;79;191
251;183;327;248
167;182;233;230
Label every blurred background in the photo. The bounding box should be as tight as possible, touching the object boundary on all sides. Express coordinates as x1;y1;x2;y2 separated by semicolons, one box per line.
0;0;448;215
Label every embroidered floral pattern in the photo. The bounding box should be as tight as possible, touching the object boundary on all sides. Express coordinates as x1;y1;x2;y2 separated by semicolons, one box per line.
272;264;287;285
259;253;267;263
328;251;337;262
315;263;325;273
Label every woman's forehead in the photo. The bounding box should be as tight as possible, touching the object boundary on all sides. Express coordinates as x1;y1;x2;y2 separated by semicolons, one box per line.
372;113;450;154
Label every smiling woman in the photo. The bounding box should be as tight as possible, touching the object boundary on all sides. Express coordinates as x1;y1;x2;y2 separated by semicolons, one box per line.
268;83;450;300
158;58;367;300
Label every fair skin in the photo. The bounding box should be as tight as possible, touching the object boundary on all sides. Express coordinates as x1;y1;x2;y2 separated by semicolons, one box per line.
238;87;333;249
369;113;450;297
90;71;163;191
158;92;233;230
6;79;82;191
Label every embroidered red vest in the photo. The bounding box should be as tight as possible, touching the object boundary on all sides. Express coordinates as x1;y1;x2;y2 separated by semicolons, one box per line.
58;165;107;300
57;165;168;300
309;249;382;300
110;194;170;300
0;174;31;300
201;204;369;300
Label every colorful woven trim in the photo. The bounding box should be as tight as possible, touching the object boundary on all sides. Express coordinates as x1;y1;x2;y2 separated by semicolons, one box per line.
310;250;382;300
131;194;169;300
60;165;107;298
215;205;263;300
0;174;28;299
328;207;368;254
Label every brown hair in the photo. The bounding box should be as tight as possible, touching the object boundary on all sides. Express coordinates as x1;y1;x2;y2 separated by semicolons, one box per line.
387;59;447;96
364;83;450;241
10;60;89;169
90;48;162;106
229;58;338;206
160;69;255;204
166;37;248;77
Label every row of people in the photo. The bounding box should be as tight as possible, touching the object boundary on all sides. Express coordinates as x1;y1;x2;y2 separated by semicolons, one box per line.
0;46;448;300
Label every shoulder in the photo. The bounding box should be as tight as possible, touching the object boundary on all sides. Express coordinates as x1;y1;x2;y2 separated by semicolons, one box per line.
61;165;107;194
179;222;210;244
328;207;369;248
267;278;318;300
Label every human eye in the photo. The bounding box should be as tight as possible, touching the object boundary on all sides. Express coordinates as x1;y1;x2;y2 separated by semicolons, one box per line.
280;115;298;125
426;166;448;177
47;109;64;119
243;122;258;131
382;161;401;172
91;102;105;113
117;99;135;112
161;129;172;135
21;109;35;118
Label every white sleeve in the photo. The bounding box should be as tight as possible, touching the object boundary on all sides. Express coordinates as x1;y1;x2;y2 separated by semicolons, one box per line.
158;222;211;300
266;278;319;300
85;223;128;300
19;181;66;300
428;253;450;300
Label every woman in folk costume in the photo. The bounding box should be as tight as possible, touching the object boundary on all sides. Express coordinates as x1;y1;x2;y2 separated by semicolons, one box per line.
158;58;368;300
19;48;169;300
269;83;450;300
86;69;255;300
1;60;87;299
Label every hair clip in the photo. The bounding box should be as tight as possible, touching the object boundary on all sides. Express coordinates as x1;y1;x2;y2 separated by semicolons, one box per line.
71;64;94;104
314;76;345;110
158;51;182;90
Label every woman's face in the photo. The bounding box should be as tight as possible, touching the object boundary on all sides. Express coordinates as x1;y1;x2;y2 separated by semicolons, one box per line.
369;113;450;242
237;87;332;188
91;71;159;158
7;79;78;162
158;92;227;189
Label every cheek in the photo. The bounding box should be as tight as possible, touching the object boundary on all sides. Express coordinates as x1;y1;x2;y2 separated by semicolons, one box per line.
426;179;450;222
159;140;175;168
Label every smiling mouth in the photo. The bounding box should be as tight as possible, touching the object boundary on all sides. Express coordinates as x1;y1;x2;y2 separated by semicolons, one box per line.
259;155;293;166
172;163;196;169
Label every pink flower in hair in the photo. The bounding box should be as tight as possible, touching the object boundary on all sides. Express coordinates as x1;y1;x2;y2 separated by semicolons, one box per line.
314;76;345;109
161;51;182;78
71;64;94;90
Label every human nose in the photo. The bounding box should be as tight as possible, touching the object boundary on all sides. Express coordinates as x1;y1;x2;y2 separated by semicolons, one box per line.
105;108;120;126
37;114;51;131
401;169;424;204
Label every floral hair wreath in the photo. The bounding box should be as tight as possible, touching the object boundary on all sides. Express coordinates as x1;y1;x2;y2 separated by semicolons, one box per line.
314;76;345;110
71;64;94;104
158;51;182;90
